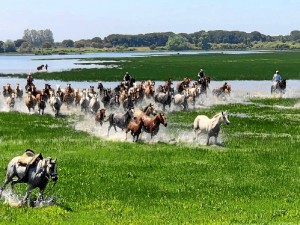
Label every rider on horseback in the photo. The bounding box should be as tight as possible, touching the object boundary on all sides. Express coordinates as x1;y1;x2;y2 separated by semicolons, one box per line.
272;70;282;88
25;74;34;92
197;69;206;85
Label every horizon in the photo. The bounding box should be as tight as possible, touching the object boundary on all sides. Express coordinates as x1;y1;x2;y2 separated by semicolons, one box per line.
1;0;300;42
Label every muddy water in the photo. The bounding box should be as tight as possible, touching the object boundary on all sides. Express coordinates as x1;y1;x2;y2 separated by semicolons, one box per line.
1;77;300;145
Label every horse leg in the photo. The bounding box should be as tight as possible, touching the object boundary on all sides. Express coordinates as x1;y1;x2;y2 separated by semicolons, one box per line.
206;135;210;145
36;188;45;204
0;178;11;197
107;125;112;136
22;185;33;205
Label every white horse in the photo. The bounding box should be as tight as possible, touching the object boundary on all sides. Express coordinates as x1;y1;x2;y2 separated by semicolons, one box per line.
48;91;62;117
193;111;230;145
173;90;190;111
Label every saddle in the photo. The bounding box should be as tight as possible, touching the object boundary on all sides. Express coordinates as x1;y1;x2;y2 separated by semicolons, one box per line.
18;149;43;167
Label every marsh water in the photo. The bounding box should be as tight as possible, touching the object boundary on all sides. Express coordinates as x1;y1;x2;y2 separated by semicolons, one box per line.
0;50;268;74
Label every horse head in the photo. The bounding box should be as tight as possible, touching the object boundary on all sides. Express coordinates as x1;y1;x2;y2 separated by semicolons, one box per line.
42;157;58;182
158;113;168;127
221;111;230;125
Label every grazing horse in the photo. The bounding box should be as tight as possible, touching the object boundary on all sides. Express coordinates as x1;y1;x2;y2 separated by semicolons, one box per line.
106;108;135;136
271;79;286;94
142;113;167;139
37;65;44;71
24;92;37;112
125;118;144;142
95;109;106;126
193;111;230;145
0;150;58;206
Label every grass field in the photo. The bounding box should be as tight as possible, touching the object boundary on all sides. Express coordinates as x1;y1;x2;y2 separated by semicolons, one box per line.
2;51;300;82
0;97;299;224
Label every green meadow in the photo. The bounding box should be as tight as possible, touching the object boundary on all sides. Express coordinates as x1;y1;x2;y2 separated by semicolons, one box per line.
3;51;300;82
0;97;299;224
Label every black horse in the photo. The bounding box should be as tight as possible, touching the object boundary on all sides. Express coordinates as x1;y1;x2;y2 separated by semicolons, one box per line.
271;79;286;94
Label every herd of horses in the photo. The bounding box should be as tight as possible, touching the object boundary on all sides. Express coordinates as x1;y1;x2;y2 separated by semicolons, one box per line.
3;74;288;207
1;76;233;142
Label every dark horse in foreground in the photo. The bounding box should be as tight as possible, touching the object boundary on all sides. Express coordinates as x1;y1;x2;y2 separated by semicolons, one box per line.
106;108;135;136
271;79;286;94
0;150;58;206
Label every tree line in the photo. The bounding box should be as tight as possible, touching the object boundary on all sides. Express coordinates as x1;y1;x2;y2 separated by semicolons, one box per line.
1;29;300;53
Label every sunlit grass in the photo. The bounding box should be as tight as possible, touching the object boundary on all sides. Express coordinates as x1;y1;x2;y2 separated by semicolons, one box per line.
0;99;300;224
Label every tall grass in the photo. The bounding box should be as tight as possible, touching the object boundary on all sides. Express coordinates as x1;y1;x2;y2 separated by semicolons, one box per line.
0;98;299;224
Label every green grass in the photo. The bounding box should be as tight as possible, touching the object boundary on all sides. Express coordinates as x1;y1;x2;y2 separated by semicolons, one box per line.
2;51;300;82
0;99;300;224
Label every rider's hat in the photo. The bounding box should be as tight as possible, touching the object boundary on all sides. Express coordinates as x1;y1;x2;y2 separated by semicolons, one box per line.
276;70;279;73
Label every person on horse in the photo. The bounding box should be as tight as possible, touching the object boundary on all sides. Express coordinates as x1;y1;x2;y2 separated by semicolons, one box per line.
65;83;73;93
197;69;206;85
26;74;34;91
272;70;282;88
123;72;132;87
123;72;131;82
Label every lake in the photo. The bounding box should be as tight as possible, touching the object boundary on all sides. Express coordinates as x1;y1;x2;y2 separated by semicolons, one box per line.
0;50;269;74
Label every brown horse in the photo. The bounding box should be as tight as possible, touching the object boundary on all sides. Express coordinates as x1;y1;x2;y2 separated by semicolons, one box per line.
212;82;231;97
134;103;156;121
95;109;106;126
142;113;167;139
125;117;144;142
176;77;191;94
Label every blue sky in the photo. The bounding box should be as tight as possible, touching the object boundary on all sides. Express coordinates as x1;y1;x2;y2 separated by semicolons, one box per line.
1;0;299;42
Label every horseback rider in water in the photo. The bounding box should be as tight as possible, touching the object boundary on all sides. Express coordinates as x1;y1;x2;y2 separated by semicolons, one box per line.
123;72;131;87
197;69;206;85
272;70;282;88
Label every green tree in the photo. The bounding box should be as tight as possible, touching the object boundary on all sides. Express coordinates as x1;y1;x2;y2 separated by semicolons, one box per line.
4;40;16;52
290;30;300;42
19;41;32;53
197;33;211;50
62;39;74;47
23;29;54;47
166;35;191;50
0;41;4;53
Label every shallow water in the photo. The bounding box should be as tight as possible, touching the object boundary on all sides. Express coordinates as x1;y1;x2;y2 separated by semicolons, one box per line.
1;77;300;145
0;50;270;74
